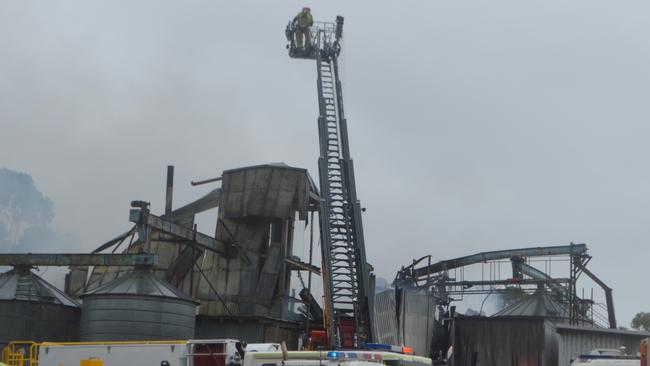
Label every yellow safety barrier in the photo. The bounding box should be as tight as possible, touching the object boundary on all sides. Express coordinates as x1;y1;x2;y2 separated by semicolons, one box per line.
1;341;39;366
79;359;103;366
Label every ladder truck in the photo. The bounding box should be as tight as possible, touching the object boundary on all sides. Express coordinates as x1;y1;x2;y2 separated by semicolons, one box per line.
286;16;373;349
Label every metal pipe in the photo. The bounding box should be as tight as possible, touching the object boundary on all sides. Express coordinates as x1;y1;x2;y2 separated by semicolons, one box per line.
191;176;222;186
0;253;157;267
165;165;174;214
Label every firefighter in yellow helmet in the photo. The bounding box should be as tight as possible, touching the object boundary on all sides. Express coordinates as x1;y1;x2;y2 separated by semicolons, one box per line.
293;7;314;48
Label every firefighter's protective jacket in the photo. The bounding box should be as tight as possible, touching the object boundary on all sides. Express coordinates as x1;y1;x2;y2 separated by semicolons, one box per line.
294;11;313;28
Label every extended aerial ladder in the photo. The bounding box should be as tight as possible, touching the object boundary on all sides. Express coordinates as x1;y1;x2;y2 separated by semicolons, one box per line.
286;17;373;348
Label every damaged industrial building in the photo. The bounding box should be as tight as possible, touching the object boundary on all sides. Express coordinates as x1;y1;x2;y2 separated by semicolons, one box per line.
1;11;649;366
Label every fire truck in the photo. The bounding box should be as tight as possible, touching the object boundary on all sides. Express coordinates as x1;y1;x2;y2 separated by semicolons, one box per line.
2;339;431;366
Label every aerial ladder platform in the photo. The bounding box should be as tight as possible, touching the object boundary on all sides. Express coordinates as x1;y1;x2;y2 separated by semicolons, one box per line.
286;16;373;349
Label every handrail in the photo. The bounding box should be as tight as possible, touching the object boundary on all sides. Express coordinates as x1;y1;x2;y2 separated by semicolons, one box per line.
1;341;39;366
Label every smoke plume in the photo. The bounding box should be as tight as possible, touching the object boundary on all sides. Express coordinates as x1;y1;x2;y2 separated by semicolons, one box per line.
0;168;78;252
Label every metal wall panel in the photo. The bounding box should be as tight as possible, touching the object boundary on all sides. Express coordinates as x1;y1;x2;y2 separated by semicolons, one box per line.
373;288;436;356
0;269;80;345
556;325;649;365
452;317;558;366
373;290;399;346
220;165;313;220
80;270;197;341
401;289;435;357
80;295;196;341
0;301;80;345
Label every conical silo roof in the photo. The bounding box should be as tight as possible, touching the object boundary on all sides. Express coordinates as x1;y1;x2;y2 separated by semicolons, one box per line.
492;289;567;319
80;268;197;341
0;267;79;307
82;268;196;302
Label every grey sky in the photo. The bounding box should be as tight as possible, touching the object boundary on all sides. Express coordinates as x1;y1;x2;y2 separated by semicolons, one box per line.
1;1;649;326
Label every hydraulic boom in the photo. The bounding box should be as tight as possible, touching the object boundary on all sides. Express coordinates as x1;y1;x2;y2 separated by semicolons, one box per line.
287;16;373;349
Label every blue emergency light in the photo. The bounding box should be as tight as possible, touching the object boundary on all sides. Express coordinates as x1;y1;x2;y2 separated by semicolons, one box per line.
366;343;414;354
327;351;340;359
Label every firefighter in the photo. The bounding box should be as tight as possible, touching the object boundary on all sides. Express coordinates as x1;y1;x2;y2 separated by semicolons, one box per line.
293;7;313;48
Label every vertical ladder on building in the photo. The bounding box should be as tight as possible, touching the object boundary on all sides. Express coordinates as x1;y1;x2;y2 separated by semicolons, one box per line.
288;17;373;349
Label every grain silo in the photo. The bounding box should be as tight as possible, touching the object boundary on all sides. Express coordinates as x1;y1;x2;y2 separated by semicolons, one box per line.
0;266;80;345
80;267;197;341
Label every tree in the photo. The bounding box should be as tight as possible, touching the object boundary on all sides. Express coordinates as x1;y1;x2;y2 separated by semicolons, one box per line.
0;168;54;245
631;312;650;331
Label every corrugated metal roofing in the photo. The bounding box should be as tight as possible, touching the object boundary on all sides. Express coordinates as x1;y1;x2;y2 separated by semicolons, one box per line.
492;289;568;319
82;269;197;302
0;268;79;307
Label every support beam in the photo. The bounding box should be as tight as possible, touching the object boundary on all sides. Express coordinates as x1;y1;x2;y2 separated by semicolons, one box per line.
0;253;156;267
129;208;236;257
285;257;321;275
447;278;570;288
513;256;569;297
411;243;588;279
574;259;617;329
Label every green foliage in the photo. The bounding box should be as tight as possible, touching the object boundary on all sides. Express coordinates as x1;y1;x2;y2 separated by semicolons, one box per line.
631;312;650;331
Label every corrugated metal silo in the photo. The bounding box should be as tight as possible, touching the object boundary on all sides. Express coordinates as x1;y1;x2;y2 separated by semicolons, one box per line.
80;268;197;341
0;267;80;344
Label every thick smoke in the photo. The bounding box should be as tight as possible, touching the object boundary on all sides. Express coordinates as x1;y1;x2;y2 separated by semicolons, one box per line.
0;168;78;252
480;287;528;315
